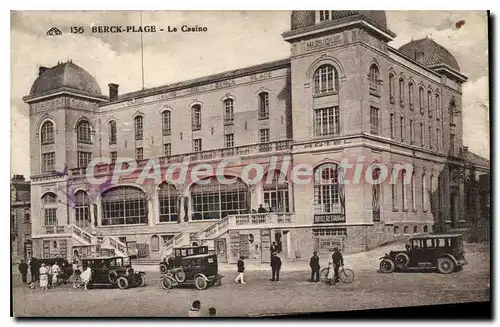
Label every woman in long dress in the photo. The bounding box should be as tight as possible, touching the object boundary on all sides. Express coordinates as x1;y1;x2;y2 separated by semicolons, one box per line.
79;264;92;291
39;263;48;290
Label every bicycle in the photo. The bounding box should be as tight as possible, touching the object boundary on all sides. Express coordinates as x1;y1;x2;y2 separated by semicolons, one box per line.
320;265;355;284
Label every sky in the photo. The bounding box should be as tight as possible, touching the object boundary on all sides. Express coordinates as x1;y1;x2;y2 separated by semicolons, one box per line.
10;10;490;178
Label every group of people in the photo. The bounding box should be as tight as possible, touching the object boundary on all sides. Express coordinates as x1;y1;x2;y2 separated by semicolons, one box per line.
309;247;344;285
188;300;216;317
235;243;283;284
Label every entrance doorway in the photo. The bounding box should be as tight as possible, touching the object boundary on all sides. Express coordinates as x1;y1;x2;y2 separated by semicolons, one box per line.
215;238;227;263
239;234;250;259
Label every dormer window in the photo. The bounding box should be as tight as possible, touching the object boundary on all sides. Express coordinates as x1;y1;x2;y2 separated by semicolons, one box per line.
319;11;331;22
415;51;425;64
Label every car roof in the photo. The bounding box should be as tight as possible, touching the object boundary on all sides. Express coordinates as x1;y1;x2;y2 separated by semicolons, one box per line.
409;234;463;240
181;253;215;260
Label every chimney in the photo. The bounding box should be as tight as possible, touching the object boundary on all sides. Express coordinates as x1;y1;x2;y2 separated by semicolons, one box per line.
39;66;49;76
12;175;25;182
108;83;119;101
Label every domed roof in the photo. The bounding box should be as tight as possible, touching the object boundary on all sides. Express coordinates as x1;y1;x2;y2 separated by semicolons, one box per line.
291;10;387;31
29;61;102;96
397;37;460;71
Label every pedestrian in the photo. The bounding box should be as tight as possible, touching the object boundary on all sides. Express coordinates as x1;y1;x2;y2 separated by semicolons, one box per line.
80;264;92;291
46;263;53;289
331;247;344;284
18;260;28;284
51;262;60;288
270;241;278;253
39;263;48;290
257;204;267;213
29;258;37;283
309;251;320;283
188;300;202;317
235;256;246;284
327;262;335;285
208;307;217;317
72;260;81;289
270;252;282;282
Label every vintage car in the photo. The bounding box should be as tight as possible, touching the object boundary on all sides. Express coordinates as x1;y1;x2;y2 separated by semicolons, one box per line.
159;245;210;274
82;256;147;289
379;234;468;274
160;252;223;291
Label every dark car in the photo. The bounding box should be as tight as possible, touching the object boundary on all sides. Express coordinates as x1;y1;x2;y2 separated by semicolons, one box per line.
82;256;147;289
379;234;468;274
160;252;223;291
159;245;210;274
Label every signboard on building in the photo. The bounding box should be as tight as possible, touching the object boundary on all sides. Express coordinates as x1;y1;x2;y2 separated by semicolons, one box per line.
229;230;240;258
260;229;271;263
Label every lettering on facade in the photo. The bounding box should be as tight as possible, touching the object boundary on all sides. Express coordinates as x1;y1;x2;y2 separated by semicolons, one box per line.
305;34;343;51
214;79;236;89
250;72;272;81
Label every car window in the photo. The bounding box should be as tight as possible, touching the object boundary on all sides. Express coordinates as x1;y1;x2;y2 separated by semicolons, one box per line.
109;259;116;267
123;257;130;266
116;258;123;267
412;240;421;248
426;239;433;248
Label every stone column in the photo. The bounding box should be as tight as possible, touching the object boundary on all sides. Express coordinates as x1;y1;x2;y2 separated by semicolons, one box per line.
147;195;154;227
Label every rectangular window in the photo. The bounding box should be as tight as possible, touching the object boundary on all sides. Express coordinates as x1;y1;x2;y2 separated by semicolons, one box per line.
193;139;202;152
225;134;234;148
164;143;171;156
409;120;414;144
420;123;425;146
399;79;405;106
390;114;395;139
259;129;270;143
136;147;143;160
44;208;57;226
422;174;427;211
391;169;398;210
401;171;407;210
110;152;117;163
314;107;340;137
135;117;143;140
400;117;405;142
77;151;92;168
319;10;330;21
42;152;55;173
437;128;441;151
192;105;202;130
258;92;269;119
162;111;171;135
370;107;379;135
429;126;433;149
223;99;234;125
450;133;455;155
411;174;416;211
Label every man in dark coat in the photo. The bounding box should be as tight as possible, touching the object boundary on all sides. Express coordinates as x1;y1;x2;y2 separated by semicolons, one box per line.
257;204;267;213
331;247;344;284
18;260;28;283
309;251;320;283
29;258;39;282
270;253;282;282
270;242;278;254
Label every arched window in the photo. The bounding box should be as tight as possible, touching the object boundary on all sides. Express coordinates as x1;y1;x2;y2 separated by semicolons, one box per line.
368;64;380;94
427;91;433;117
393;226;400;235
314;163;344;219
258;92;269;119
41;121;55;145
191;104;202;130
74;190;91;228
151;235;160;252
162;111;171;135
223;99;234;125
372;167;381;221
134;116;143;140
408;82;414;109
419;86;425;111
399;78;405;106
191;176;248;220
263;171;289;213
313;64;338;94
42;192;57;226
449;101;456;126
413;225;419;234
403;226;409;234
389;73;395;103
76;120;92;144
109;120;117;144
158;182;179;222
401;169;407;210
101;186;147;226
411;172;416;211
435;94;441;120
422;173;427;211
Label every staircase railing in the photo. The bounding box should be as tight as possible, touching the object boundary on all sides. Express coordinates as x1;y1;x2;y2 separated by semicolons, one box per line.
70;225;93;244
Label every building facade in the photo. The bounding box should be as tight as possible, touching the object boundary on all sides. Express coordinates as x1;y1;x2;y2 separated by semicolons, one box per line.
10;175;31;262
23;11;471;263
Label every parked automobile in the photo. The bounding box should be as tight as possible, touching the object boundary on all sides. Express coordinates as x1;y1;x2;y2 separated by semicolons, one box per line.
160;252;223;291
379;234;468;274
159;245;210;274
82;256;147;289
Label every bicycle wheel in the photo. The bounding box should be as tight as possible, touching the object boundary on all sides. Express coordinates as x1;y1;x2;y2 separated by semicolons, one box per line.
319;268;329;283
340;268;354;284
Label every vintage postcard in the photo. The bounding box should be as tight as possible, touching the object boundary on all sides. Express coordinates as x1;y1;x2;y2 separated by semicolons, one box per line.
10;10;490;318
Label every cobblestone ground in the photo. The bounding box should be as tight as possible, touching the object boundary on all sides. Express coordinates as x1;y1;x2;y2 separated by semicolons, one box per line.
13;267;489;317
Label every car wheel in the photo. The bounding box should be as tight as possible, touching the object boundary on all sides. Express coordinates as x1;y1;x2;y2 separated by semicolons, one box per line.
159;264;168;274
161;276;173;290
320;268;329;282
195;276;208;290
395;253;410;268
437;257;456;274
117;276;129;289
108;271;118;284
175;270;186;283
380;259;396;273
138;274;146;287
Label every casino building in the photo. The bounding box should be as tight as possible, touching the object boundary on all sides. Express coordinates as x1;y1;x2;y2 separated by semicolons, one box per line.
23;11;470;263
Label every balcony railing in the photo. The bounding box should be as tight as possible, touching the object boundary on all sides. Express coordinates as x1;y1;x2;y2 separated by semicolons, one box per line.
69;140;292;177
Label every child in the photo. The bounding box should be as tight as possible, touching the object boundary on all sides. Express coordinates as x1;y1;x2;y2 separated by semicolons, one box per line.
188;300;202;317
80;264;92;291
327;262;335;285
208;307;216;317
235;256;246;284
